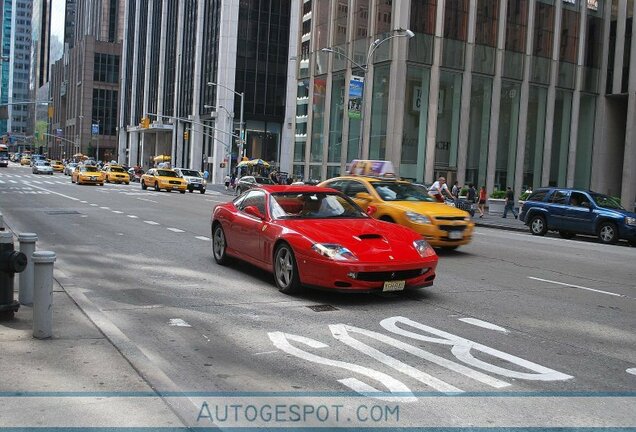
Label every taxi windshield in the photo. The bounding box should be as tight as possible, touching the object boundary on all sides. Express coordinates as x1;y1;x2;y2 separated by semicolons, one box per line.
371;182;436;202
110;167;126;173
82;166;99;172
270;192;367;219
180;170;201;177
157;170;178;177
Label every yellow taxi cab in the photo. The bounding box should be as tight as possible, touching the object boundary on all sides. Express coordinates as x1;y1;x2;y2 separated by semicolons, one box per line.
319;160;474;249
103;165;130;184
141;168;187;193
72;164;105;186
20;156;31;166
50;160;64;172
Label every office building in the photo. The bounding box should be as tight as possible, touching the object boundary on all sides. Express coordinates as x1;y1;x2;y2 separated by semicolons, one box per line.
287;0;635;207
117;0;294;184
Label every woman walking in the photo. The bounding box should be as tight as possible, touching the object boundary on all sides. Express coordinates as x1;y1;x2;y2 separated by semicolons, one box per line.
478;185;487;218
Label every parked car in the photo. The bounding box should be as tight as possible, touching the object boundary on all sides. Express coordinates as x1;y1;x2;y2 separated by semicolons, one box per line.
174;167;206;194
519;188;636;246
211;186;438;294
32;160;54;175
72;165;105;185
141;168;187;193
235;175;276;194
64;163;78;176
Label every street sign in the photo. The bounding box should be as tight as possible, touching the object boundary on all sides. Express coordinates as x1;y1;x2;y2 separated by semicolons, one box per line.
91;123;99;135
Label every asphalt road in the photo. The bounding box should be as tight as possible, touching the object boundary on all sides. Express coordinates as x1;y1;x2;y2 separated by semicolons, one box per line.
1;163;635;429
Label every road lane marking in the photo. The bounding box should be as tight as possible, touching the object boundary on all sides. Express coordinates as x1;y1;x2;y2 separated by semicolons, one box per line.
137;198;159;204
100;206;111;210
458;318;509;333
112;210;123;214
253;351;279;356
168;318;191;327
20;182;81;201
80;200;87;203
90;204;98;207
144;220;160;225
127;215;138;219
167;228;185;233
528;276;625;298
43;181;54;184
9;180;17;183
195;236;210;241
627;368;636;376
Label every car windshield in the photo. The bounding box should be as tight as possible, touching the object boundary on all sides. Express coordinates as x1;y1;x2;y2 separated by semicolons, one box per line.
371;182;436;202
255;177;275;185
82;166;99;172
180;170;201;177
110;167;126;173
157;170;178;177
37;162;50;166
270;192;367;219
591;193;624;210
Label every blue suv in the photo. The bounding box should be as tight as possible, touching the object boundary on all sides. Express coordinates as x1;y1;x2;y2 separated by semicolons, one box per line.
519;188;636;246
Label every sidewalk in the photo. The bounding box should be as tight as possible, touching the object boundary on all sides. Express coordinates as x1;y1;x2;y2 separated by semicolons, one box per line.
0;264;185;428
472;211;528;232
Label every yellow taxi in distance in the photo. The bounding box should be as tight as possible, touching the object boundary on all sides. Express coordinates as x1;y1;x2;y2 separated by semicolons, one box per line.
319;175;474;249
50;160;64;172
72;165;105;186
20;156;31;166
141;168;187;193
103;165;130;184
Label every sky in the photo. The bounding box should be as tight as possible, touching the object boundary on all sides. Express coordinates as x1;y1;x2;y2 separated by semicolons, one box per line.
50;0;65;62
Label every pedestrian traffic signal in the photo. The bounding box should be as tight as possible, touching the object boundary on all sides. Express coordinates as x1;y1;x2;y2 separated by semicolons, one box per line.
184;131;189;141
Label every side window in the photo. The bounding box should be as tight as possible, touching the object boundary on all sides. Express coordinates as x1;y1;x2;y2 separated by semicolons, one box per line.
550;190;568;205
345;181;370;198
239;191;267;215
569;192;590;208
528;190;548;202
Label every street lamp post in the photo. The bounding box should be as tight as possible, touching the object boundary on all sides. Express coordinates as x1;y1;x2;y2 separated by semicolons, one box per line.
321;29;414;159
207;82;244;174
204;104;235;175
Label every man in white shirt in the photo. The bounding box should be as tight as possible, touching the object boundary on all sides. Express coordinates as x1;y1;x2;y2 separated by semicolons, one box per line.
429;176;453;202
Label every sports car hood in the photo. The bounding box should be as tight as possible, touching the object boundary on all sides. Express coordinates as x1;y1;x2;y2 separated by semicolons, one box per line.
384;201;469;217
281;219;426;262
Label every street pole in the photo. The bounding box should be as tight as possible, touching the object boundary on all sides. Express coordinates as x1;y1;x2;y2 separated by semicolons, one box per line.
207;82;244;176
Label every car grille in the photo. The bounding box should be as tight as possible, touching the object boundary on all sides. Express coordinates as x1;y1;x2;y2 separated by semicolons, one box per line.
435;216;466;221
439;225;467;232
355;269;424;282
169;180;181;185
190;178;201;183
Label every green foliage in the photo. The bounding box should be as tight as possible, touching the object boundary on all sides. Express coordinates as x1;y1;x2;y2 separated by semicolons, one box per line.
35;121;47;145
519;192;531;201
459;187;468;196
490;190;507;199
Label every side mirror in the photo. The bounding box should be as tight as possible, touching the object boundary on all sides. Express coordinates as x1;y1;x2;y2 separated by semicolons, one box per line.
355;192;373;201
244;205;265;220
366;205;377;216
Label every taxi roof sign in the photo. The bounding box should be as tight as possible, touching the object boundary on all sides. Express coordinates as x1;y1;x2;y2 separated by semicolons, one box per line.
347;160;396;178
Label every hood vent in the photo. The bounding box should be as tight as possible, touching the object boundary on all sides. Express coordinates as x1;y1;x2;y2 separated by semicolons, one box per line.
357;233;384;240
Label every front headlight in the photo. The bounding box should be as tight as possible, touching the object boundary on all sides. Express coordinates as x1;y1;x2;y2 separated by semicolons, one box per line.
626;216;636;226
413;240;436;258
312;243;358;261
203;179;207;186
405;211;431;224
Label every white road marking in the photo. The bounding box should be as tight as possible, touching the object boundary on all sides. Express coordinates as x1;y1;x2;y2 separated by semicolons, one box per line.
144;220;160;225
0;180;4;183
137;197;159;203
167;228;185;233
458;318;509;333
627;368;636;376
90;204;98;207
253;351;279;356
19;182;81;201
100;206;111;210
528;276;624;298
127;215;138;219
195;236;210;241
80;200;87;203
112;210;123;214
43;181;54;184
9;180;17;183
203;334;211;342
168;318;191;327
31;181;41;184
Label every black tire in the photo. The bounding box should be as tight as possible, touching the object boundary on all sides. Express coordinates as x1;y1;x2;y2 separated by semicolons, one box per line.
212;224;229;265
443;246;459;250
273;244;302;294
597;221;619;244
180;190;186;194
529;215;547;236
141;180;147;190
559;231;576;239
629;239;636;247
200;189;206;195
154;181;160;191
189;189;193;193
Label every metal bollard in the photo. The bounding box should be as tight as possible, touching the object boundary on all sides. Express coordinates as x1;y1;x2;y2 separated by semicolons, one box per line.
32;251;56;339
0;231;27;320
18;233;37;306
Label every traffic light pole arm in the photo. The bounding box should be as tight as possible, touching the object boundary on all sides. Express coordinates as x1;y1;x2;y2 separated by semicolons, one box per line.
41;133;77;146
146;113;241;140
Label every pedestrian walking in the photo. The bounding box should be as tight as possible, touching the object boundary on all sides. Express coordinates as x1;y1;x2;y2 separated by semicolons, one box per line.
224;174;230;190
203;169;210;180
451;181;460;200
502;187;518;219
478;185;487;218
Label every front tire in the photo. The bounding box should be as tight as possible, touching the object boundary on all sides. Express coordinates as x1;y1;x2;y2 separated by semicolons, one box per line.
529;215;547;236
180;190;186;194
598;222;618;244
200;189;206;195
154;181;160;191
212;224;229;265
141;180;147;190
274;244;301;294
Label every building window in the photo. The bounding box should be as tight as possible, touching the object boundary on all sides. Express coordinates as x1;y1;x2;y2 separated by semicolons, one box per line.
435;70;462;173
369;63;391;160
310;77;327;162
531;1;555;84
549;89;573;187
504;0;528;79
328;74;345;163
495;80;521;190
401;65;430;182
524;85;548;189
573;94;596;188
466;75;493;188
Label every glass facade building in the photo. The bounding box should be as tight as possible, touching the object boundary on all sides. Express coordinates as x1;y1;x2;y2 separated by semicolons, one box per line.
285;0;636;209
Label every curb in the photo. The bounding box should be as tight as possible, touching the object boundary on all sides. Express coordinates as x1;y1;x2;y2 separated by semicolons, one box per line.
474;221;528;233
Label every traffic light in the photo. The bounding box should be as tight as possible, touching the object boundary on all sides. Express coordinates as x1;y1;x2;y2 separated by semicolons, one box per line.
184;130;189;141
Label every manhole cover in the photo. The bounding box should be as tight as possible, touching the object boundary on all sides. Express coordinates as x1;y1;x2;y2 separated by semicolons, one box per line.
45;210;82;215
307;304;338;312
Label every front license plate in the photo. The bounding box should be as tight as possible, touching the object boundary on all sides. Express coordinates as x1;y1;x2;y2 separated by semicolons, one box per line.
448;231;463;240
383;280;405;292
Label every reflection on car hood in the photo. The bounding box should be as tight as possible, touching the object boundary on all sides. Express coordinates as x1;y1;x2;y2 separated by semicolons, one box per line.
280;219;427;262
381;200;469;217
601;207;636;218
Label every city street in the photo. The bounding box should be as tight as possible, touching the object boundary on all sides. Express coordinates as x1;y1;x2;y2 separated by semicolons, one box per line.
1;163;635;429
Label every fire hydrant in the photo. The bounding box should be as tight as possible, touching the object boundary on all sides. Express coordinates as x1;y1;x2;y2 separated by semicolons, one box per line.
0;231;27;320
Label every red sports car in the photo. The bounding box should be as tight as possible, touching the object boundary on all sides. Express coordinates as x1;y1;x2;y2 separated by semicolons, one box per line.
211;186;438;294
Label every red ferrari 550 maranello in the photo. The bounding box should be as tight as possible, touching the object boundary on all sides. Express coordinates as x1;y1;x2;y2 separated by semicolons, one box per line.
211;185;438;294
